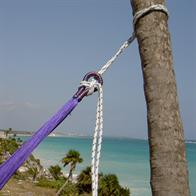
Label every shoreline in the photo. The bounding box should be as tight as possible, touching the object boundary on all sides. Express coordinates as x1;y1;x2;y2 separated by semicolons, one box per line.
1;129;195;142
19;134;196;144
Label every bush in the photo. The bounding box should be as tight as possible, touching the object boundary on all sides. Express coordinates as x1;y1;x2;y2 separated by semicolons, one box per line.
77;166;92;194
48;165;63;180
99;174;130;196
0;138;20;164
77;167;130;196
0;138;19;155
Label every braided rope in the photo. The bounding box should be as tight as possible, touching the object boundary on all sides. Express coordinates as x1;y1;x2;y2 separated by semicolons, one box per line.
98;35;135;75
133;4;169;27
91;84;103;196
79;80;103;196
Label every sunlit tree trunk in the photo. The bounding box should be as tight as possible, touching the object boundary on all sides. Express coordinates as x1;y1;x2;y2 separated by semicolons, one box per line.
130;0;190;195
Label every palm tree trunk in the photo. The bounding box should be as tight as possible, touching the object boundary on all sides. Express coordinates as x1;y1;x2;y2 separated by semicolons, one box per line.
56;165;74;196
56;180;68;196
130;0;190;195
68;164;75;182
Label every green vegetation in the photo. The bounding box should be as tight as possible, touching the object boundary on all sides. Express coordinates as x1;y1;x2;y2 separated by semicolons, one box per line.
61;149;83;181
5;128;12;138
76;166;130;196
59;182;79;196
0;138;19;154
0;137;43;181
77;166;92;194
49;165;64;180
36;178;80;196
28;167;39;181
99;174;130;196
0;138;19;163
56;149;83;195
36;178;64;189
0;138;130;195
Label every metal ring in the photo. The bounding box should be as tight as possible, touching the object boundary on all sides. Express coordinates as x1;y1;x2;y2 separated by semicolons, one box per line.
83;72;103;85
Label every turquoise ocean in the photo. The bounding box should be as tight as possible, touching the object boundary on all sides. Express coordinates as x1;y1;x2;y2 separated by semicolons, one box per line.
21;136;196;196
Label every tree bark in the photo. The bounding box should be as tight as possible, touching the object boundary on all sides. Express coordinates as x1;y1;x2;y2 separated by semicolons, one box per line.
130;0;190;195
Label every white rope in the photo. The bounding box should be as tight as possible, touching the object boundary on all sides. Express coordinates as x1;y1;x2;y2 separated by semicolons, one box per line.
80;80;103;196
97;4;168;77
80;4;169;196
91;84;103;196
98;35;135;75
133;4;169;27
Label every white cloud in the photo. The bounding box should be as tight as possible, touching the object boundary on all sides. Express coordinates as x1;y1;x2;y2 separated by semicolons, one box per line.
0;101;40;111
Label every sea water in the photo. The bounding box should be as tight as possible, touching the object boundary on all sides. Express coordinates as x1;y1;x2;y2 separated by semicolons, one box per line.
21;136;196;196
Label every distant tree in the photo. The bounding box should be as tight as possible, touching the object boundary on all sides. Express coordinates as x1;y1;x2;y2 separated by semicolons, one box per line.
28;167;39;181
120;187;131;196
99;174;120;195
61;149;83;181
5;128;12;139
56;149;83;196
49;165;63;180
17;137;23;143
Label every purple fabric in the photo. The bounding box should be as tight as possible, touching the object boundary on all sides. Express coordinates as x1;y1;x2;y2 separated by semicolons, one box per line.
0;98;78;189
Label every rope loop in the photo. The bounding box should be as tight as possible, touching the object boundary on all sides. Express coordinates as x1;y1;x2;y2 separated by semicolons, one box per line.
133;4;169;28
80;80;100;96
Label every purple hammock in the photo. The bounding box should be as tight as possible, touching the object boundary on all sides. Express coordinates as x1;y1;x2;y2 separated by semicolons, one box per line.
0;72;103;190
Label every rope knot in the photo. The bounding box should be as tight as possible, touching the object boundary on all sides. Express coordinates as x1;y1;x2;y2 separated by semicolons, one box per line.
80;80;100;96
73;72;103;102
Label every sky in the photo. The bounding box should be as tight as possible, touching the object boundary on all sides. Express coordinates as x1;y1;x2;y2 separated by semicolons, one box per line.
0;0;195;139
